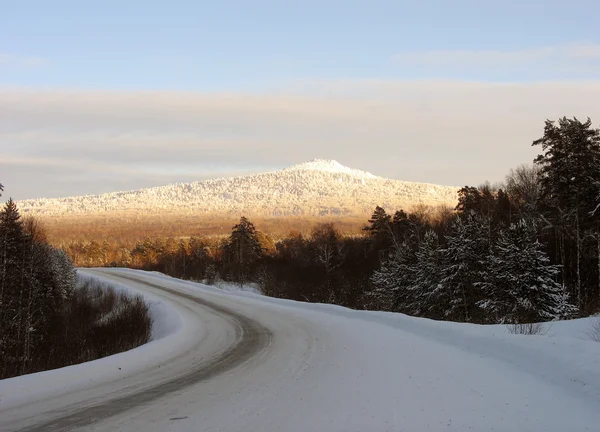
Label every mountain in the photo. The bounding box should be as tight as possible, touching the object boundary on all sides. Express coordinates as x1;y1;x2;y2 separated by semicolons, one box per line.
17;160;459;220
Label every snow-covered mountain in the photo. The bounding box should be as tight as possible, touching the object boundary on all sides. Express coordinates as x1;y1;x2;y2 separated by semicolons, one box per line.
17;160;459;219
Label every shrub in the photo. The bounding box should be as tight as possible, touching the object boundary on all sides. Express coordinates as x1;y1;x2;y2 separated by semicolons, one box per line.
2;278;152;379
587;317;600;343
507;322;549;336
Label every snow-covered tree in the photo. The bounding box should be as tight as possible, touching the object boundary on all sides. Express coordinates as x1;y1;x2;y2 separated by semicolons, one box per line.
478;219;577;323
533;117;600;312
0;200;77;378
411;230;444;318
439;214;490;322
368;242;414;312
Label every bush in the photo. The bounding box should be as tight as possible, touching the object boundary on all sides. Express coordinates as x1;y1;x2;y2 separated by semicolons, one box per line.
507;322;549;336
1;278;152;379
587;317;600;343
62;278;153;364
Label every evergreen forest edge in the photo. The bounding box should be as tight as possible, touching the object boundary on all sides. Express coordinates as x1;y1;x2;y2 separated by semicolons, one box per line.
56;117;600;321
2;116;600;379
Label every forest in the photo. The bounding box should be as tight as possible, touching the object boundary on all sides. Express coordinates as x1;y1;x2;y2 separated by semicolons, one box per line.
61;117;600;323
0;185;152;379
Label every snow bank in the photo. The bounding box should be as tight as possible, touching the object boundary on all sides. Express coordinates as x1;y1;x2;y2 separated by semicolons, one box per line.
146;271;600;404
110;270;600;432
76;271;181;340
206;280;263;295
0;269;192;410
4;269;600;431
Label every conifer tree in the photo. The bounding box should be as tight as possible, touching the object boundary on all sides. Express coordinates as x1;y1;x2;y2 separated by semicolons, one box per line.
0;200;79;377
0;199;27;375
364;206;394;254
478;220;577;323
369;242;414;312
391;210;411;243
364;206;391;235
225;217;263;285
533;117;600;312
411;230;444;318
439;214;490;322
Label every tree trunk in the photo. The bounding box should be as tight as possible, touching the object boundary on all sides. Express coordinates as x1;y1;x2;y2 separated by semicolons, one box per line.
21;242;35;375
0;233;5;329
597;221;600;312
576;209;582;311
462;284;470;323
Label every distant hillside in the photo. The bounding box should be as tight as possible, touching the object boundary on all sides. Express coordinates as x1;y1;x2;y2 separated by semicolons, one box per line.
17;160;459;221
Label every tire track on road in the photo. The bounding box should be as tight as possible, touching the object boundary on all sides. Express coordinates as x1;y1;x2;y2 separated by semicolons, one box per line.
16;273;273;432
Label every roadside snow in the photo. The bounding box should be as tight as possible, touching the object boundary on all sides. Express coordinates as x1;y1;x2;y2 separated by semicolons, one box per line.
0;269;191;410
2;268;600;432
207;280;263;295
95;270;600;432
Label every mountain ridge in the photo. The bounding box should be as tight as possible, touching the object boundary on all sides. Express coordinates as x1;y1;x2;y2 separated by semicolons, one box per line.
16;160;459;219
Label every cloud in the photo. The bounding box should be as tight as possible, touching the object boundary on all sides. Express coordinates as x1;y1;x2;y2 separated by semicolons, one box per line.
0;54;46;69
1;81;600;199
392;43;600;76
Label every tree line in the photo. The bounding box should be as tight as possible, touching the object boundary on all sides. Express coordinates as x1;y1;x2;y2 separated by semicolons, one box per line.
0;187;152;379
0;195;77;378
370;117;600;320
61;117;600;323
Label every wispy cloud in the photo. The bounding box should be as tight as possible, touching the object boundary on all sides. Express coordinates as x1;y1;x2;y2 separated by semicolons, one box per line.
392;43;600;75
2;80;600;199
0;54;47;69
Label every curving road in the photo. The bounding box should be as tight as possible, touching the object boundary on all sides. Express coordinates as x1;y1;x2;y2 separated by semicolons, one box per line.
1;268;599;432
5;272;272;432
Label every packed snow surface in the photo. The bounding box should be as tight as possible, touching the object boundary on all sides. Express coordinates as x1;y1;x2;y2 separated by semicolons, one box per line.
15;160;459;218
1;269;599;432
0;270;189;412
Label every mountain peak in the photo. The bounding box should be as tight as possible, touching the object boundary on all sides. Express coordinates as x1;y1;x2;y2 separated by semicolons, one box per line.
284;159;376;178
16;161;459;222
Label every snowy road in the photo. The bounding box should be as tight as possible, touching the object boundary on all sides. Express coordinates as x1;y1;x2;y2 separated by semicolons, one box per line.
1;268;600;431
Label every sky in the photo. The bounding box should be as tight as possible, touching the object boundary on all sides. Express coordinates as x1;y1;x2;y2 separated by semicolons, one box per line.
2;0;600;200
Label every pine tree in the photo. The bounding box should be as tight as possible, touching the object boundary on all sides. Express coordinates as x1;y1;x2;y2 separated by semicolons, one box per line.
364;206;391;235
225;217;263;285
364;206;394;255
391;210;411;243
411;230;444;318
368;242;415;312
478;220;577;323
533;117;600;312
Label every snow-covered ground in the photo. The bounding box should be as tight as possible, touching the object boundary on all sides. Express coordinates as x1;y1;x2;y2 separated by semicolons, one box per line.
0;271;192;413
1;268;599;432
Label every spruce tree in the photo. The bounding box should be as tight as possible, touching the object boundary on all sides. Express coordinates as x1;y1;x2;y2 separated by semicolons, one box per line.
439;214;490;322
478;220;577;323
369;242;414;312
0;199;27;376
411;230;443;318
